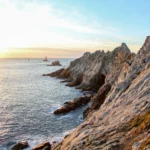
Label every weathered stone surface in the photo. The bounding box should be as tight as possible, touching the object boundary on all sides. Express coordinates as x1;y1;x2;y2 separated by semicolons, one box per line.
11;141;29;150
46;43;134;92
54;95;92;114
52;37;150;150
83;84;111;119
47;61;62;66
32;142;51;150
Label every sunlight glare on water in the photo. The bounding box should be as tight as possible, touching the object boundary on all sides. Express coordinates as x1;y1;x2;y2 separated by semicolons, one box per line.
0;58;85;149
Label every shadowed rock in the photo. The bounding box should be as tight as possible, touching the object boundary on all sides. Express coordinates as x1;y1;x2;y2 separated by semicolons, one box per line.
32;142;51;150
54;95;93;114
91;84;111;109
83;84;111;119
11;141;29;150
43;68;64;77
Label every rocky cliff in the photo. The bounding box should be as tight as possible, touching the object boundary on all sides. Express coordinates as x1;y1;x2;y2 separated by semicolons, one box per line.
45;43;134;92
45;37;150;150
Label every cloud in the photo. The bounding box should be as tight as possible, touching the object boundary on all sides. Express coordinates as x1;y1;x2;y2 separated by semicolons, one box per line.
0;0;123;49
0;0;142;58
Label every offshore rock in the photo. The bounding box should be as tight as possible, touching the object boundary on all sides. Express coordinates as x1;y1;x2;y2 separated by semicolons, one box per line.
52;37;150;150
47;60;62;66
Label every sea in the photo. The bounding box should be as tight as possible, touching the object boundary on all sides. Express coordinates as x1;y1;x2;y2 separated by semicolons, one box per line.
0;58;86;149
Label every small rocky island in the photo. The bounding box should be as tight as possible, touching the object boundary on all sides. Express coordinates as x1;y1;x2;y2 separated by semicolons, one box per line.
47;60;62;66
43;56;49;61
44;37;150;150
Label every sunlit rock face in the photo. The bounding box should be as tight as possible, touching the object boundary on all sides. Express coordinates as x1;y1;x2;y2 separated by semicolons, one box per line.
49;42;134;92
48;42;134;118
52;37;150;150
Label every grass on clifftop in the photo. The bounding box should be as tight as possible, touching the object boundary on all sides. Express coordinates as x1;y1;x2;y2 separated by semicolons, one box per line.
131;109;150;133
125;109;150;150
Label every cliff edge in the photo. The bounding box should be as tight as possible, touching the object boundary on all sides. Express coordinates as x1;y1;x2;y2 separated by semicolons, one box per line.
45;37;150;150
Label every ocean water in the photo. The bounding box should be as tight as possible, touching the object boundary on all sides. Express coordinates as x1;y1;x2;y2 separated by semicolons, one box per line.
0;58;86;149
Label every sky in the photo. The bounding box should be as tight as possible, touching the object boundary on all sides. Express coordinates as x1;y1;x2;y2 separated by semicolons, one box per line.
0;0;149;58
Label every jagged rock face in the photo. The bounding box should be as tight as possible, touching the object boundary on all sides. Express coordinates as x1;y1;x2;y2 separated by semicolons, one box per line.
105;43;135;85
140;36;150;52
49;43;134;92
84;84;111;119
104;37;149;105
52;37;150;150
48;43;134;118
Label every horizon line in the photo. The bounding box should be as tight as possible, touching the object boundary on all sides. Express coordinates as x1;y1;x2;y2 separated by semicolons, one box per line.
0;57;76;59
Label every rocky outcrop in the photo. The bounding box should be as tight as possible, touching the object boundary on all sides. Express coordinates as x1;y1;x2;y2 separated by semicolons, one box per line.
11;141;29;150
54;95;93;114
52;36;150;150
47;43;134;92
32;142;51;150
45;43;134;116
43;68;65;77
83;84;111;119
47;61;62;66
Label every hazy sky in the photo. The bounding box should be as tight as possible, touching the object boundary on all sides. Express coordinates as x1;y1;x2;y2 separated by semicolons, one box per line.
0;0;149;58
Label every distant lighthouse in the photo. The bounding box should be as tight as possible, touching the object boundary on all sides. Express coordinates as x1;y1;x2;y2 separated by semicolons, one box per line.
43;56;48;61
